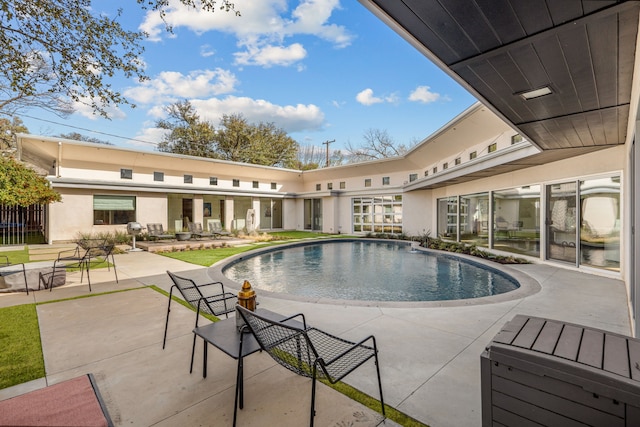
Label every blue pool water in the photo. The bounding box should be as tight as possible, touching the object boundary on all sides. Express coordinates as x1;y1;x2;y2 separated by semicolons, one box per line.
223;241;519;302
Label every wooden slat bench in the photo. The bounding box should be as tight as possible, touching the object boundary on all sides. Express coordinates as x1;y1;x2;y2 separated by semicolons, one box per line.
482;315;640;426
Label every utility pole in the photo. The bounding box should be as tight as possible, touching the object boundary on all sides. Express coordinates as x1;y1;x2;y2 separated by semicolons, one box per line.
322;139;335;167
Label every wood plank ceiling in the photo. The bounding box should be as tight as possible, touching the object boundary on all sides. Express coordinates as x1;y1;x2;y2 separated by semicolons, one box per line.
363;0;640;151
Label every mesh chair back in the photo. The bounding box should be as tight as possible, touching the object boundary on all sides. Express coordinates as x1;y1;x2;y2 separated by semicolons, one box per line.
239;307;318;379
166;271;233;316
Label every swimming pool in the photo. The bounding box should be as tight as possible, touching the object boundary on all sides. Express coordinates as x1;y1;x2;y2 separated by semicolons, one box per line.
222;240;520;303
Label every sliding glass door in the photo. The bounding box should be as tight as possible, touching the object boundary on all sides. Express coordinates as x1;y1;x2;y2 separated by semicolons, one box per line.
546;182;578;264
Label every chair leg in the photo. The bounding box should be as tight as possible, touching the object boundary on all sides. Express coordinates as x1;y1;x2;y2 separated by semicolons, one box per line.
190;333;197;373
85;261;91;292
162;286;175;349
110;254;118;283
22;265;28;295
374;351;386;418
310;366;318;427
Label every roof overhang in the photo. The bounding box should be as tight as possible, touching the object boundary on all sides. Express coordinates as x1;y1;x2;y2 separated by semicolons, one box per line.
360;0;640;152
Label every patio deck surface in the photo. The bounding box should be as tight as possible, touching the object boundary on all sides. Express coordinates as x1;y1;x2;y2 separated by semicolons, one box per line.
0;247;631;426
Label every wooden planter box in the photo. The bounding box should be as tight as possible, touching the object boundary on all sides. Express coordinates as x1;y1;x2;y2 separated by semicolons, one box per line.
481;315;640;426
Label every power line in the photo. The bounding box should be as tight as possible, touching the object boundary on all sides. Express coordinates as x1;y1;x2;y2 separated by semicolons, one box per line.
0;111;160;146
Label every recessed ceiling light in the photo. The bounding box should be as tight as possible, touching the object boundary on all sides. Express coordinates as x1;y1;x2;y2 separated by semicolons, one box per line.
519;86;552;100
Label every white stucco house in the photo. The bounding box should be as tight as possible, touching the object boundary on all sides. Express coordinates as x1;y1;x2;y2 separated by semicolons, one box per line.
8;1;640;336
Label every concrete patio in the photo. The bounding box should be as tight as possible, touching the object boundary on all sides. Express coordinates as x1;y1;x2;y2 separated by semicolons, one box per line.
0;247;631;426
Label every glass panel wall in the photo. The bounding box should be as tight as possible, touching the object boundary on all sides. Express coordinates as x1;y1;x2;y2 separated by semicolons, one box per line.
580;176;620;271
493;186;541;257
304;199;322;230
437;196;457;239
352;195;402;234
547;182;578;264
233;196;252;231
460;192;489;247
259;198;283;229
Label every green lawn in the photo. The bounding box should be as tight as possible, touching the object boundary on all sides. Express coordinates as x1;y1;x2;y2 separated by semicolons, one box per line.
0;248;30;264
0;304;45;389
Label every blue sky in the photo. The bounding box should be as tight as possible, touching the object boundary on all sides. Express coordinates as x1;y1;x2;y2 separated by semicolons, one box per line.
21;0;476;154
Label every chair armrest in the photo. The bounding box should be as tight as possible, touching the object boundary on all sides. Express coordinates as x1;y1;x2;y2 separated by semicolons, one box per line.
0;255;9;266
280;313;307;329
204;292;236;304
57;246;82;260
198;280;227;294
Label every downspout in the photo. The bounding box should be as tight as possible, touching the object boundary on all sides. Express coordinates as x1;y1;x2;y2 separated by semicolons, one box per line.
57;141;62;177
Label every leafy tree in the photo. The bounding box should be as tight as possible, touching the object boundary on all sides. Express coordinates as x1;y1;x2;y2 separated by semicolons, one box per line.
0;116;28;151
0;0;238;118
156;101;218;158
346;128;413;163
57;132;113;145
0;157;61;206
157;102;299;168
215;114;299;168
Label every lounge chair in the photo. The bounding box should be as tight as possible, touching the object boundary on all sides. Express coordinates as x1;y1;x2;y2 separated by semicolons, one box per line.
146;223;174;241
209;219;231;239
188;222;213;239
236;305;386;426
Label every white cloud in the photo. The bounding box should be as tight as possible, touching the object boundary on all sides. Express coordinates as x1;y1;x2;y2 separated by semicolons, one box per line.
234;43;306;67
139;0;353;67
127;126;169;147
356;88;383;106
190;95;324;132
124;69;238;105
200;44;215;57
72;97;126;120
408;85;441;103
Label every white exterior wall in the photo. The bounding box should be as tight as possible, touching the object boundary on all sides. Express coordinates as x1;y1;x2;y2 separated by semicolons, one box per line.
48;189;169;242
402;190;433;236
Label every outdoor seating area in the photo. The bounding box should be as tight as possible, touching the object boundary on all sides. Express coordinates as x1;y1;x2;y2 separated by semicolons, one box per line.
0;248;633;427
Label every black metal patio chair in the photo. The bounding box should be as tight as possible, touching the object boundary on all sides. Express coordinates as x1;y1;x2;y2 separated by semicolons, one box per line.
0;255;28;294
162;270;237;349
87;242;118;284
53;244;94;291
236;305;386;426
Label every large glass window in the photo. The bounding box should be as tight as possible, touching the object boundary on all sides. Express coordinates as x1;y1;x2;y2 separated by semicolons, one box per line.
437;196;457;239
494;186;541;257
233;197;252;231
352;196;402;233
259;198;283;229
93;195;135;225
460;192;489;247
580;176;620;271
304;199;322;231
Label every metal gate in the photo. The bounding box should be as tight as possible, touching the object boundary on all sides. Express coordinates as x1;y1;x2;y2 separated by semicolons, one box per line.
0;204;47;246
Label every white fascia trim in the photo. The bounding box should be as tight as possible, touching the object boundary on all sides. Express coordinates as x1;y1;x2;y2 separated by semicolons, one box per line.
48;179;295;199
403;142;541;191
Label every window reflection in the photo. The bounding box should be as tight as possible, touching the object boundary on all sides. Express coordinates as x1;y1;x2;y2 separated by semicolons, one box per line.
460;192;489;247
493;186;541;257
580;177;620;271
